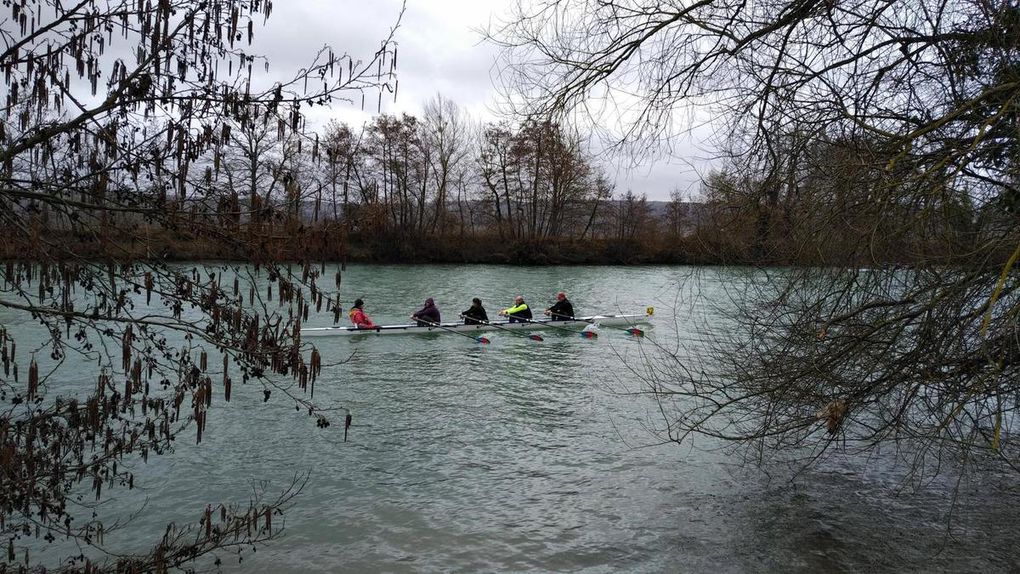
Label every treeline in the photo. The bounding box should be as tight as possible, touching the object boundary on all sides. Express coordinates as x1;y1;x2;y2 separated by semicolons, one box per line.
2;92;710;264
221;94;692;263
689;131;1013;267
3;94;994;266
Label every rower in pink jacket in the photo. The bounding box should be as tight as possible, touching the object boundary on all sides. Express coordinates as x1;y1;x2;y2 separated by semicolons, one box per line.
348;298;377;329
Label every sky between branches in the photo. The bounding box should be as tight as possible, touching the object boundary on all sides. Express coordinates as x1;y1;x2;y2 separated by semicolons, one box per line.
255;0;712;201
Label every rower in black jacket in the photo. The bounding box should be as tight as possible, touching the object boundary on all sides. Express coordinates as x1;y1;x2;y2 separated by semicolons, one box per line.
544;291;575;321
460;298;489;325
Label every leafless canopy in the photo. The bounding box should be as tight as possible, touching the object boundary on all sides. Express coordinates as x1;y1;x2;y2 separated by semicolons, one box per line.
493;0;1020;475
492;0;1017;185
0;1;401;570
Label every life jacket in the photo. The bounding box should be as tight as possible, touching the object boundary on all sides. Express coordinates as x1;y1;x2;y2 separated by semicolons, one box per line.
349;307;375;328
503;303;532;322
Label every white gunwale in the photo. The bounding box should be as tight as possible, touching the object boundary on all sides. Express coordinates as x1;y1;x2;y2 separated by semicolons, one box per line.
299;314;650;337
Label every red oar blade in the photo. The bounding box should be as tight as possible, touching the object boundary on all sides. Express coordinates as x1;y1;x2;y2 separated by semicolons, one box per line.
476;336;491;344
580;331;598;339
626;327;644;336
529;334;544;341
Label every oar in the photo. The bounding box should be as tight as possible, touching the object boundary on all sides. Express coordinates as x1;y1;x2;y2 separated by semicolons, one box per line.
483;317;544;341
419;319;490;344
548;312;645;337
521;315;598;339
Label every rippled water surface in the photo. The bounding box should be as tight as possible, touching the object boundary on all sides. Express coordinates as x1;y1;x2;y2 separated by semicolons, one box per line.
6;264;1020;572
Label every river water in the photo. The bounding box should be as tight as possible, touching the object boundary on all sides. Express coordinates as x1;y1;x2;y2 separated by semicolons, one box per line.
5;264;1020;572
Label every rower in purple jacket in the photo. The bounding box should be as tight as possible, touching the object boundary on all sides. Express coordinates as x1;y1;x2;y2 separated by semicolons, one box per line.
410;297;441;327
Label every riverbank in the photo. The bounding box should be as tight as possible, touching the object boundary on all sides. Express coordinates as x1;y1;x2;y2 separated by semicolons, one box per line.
3;225;987;267
0;229;736;266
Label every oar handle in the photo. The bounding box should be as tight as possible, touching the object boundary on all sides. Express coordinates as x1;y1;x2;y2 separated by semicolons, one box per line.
479;319;544;341
419;319;490;343
517;315;572;330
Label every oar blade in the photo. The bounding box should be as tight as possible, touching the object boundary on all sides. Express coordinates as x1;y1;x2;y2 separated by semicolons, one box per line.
580;330;597;339
626;327;644;336
476;336;491;344
529;334;544;341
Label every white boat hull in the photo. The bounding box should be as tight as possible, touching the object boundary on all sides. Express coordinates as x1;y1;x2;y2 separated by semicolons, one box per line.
299;314;650;337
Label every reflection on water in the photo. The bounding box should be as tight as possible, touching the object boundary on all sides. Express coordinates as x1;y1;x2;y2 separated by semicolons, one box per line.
5;264;1020;572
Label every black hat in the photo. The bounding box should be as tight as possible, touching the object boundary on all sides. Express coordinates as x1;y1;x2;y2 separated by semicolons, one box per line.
354;298;364;308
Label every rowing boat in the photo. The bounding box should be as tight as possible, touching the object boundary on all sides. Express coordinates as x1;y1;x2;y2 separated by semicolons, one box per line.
299;313;650;337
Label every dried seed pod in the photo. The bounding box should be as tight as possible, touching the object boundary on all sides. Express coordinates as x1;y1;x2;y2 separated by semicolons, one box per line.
815;399;847;435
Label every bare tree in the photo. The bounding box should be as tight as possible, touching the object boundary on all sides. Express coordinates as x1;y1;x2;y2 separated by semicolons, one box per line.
421;94;472;234
478;119;608;241
492;0;1020;474
0;0;401;570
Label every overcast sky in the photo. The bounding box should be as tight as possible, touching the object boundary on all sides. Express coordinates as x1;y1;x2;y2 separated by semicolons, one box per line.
255;1;712;201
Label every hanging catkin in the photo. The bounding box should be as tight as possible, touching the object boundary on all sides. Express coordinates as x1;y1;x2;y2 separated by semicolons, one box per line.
132;359;142;393
223;354;231;402
97;371;110;395
204;505;212;538
144;271;154;304
121;326;133;373
2;333;9;377
27;356;38;401
310;348;321;381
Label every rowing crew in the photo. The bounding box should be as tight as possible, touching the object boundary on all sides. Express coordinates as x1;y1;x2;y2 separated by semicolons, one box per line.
347;292;576;330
